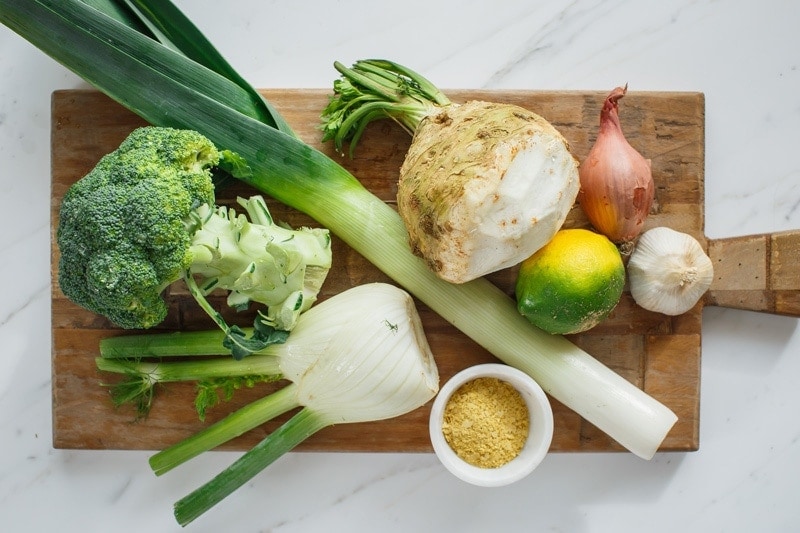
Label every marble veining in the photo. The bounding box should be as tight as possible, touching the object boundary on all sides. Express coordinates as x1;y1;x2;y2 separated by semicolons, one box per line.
1;1;799;531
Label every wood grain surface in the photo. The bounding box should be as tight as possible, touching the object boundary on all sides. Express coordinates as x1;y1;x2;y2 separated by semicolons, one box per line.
51;88;710;454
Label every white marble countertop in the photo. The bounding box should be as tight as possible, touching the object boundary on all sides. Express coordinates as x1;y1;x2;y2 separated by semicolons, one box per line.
1;1;798;531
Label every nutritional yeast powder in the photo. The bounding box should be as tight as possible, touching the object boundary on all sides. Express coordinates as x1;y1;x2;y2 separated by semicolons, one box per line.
441;377;530;468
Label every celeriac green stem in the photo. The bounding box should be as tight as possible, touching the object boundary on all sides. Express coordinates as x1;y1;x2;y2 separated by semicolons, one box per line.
150;383;300;477
322;59;449;153
172;407;328;527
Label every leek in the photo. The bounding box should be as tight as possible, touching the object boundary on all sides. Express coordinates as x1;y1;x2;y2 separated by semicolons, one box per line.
0;0;678;458
98;283;440;526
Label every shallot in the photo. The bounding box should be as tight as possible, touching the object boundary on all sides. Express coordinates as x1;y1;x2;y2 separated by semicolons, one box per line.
578;85;654;244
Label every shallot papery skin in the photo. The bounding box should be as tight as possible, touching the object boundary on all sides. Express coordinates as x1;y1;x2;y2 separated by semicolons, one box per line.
578;86;654;243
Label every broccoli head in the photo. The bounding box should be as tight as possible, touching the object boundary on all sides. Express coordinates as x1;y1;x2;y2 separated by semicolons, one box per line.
57;126;332;340
58;127;218;329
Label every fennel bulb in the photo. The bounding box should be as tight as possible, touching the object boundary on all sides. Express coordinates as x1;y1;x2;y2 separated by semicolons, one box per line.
99;283;439;525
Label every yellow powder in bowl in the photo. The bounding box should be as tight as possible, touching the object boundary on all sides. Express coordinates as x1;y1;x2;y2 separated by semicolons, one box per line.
441;377;530;468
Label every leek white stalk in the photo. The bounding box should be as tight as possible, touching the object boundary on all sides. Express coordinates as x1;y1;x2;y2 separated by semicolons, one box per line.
101;283;439;525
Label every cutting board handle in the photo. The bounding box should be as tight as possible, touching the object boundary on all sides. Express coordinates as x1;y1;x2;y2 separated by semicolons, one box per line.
704;229;800;317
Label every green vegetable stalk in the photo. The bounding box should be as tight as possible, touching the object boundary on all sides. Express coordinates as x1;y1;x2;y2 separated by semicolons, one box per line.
96;353;283;419
321;60;450;156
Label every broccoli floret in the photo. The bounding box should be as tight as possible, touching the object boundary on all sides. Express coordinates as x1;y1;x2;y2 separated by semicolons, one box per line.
57;126;332;351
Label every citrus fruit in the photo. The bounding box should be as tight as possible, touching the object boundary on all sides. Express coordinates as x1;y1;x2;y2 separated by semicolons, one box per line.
515;228;625;335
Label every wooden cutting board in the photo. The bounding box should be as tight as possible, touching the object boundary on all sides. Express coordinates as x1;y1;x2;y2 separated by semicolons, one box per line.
50;89;800;454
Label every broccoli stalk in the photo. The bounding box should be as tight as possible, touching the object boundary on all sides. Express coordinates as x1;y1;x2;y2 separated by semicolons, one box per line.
56;127;333;357
182;195;332;357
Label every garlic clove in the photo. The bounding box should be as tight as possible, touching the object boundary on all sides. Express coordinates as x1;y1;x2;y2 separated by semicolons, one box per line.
627;226;713;316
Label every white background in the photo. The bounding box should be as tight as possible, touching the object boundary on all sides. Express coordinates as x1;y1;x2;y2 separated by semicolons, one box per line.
1;1;798;531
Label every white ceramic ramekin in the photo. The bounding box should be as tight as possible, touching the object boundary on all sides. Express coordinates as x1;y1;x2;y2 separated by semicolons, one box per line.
429;363;554;487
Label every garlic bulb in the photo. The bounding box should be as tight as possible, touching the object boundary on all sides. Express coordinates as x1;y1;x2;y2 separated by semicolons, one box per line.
627;227;713;315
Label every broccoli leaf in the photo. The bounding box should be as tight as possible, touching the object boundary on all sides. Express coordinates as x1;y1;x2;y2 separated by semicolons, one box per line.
218;149;253;179
222;317;290;361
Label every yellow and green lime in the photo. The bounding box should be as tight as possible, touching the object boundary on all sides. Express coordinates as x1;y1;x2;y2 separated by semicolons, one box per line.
515;228;625;335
